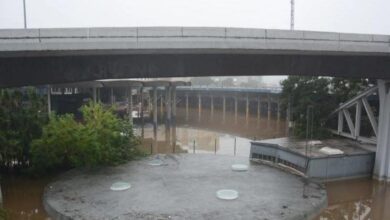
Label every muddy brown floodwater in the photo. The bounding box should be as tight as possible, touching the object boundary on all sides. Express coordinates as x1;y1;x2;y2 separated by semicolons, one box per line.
1;108;389;220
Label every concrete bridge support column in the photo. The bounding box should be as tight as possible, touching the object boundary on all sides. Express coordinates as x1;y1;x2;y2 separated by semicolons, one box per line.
128;87;133;124
165;86;171;125
148;92;152;119
277;98;281;122
267;95;272;128
92;87;97;103
97;88;101;103
140;87;144;138
152;87;158;153
210;95;214;118
222;96;226;123
267;95;272;121
198;94;202;121
171;88;177;152
47;85;51;117
160;93;164;117
246;95;249;125
374;80;390;182
234;96;238;124
172;86;177;123
185;93;189;121
257;97;261;122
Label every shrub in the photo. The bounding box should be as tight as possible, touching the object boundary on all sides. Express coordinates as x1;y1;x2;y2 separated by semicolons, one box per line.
31;102;140;173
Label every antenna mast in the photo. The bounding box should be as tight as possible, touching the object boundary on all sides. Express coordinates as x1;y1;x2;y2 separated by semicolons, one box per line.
290;0;295;30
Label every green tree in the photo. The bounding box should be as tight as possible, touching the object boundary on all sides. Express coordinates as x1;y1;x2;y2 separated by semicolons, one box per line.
281;76;335;138
30;102;141;173
281;76;370;139
0;88;47;170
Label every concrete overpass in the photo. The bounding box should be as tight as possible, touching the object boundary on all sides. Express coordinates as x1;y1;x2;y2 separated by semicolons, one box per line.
0;27;390;87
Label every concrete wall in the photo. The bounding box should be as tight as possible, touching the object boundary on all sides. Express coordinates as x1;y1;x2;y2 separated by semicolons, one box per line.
0;27;390;87
250;142;375;181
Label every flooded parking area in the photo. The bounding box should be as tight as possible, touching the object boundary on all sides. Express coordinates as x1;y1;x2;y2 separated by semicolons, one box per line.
1;108;390;219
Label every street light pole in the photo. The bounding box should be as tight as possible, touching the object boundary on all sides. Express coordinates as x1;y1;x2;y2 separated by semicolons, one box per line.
290;0;295;30
23;0;27;28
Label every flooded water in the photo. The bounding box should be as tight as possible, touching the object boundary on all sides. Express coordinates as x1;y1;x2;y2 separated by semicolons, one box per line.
316;178;390;220
1;107;390;220
1;176;52;220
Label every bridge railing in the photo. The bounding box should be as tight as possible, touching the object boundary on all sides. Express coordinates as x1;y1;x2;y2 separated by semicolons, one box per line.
176;86;282;94
328;86;378;144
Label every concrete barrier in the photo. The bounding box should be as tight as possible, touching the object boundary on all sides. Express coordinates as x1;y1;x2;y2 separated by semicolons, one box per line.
250;140;375;181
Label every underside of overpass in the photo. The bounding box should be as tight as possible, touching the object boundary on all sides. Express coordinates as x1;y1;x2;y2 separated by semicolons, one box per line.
1;54;390;87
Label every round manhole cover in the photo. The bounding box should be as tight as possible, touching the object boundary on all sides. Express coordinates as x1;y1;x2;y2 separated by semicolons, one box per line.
110;182;131;191
231;164;248;172
216;189;239;200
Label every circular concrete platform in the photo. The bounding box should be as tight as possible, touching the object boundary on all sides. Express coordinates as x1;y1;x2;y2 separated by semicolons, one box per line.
44;154;327;220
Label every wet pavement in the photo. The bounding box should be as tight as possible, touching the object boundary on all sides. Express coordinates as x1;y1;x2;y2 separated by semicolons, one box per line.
44;154;327;220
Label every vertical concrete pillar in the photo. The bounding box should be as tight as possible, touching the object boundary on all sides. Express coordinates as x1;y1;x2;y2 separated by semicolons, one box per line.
267;95;272;121
257;96;261;121
172;86;177;120
128;87;133;123
246;95;249;125
110;88;115;105
92;87;97;103
234;96;238;124
185;93;189;121
277;98;281;122
267;95;271;129
152;88;158;154
222;96;226;123
160;92;164;116
374;80;390;182
198;94;202;121
148;91;152;118
47;85;51;117
210;95;214;118
140;87;144;138
165;86;171;124
171;86;177;150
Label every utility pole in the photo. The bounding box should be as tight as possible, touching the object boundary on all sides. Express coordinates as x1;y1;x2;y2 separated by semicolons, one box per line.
290;0;295;30
23;0;27;28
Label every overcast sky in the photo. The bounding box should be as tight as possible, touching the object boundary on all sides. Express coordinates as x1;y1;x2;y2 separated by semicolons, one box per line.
1;0;389;84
